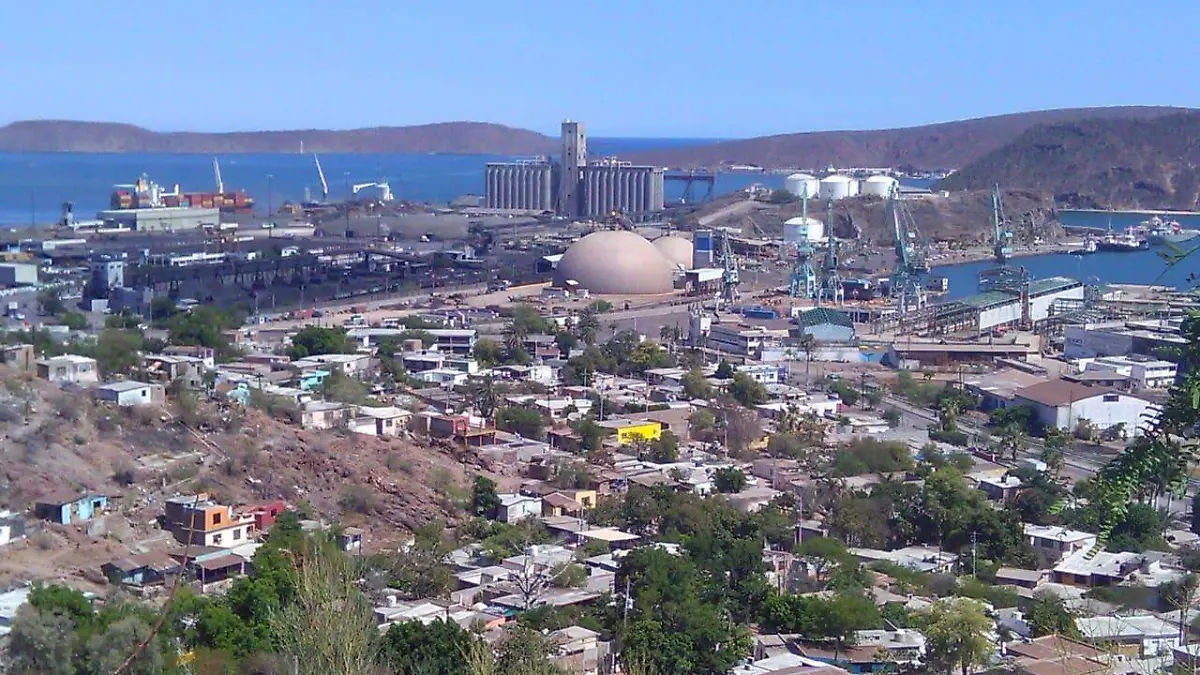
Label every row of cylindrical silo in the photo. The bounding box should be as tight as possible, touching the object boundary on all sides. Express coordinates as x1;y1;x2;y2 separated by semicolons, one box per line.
581;165;664;218
785;173;900;201
485;163;554;211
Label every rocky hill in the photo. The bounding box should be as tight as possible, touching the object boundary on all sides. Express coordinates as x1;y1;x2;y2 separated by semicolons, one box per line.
936;112;1200;210
627;107;1188;171
0;120;556;154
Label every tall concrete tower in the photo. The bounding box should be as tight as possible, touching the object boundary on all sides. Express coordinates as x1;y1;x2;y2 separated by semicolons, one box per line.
559;120;586;217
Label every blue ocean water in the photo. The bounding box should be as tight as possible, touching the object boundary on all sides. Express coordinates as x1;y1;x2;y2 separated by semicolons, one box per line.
0;138;738;226
934;246;1200;300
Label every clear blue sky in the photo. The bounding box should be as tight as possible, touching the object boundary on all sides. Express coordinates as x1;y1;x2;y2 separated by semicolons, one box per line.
3;1;1198;138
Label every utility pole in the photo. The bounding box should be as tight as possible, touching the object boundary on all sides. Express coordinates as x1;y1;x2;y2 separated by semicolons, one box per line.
971;530;978;577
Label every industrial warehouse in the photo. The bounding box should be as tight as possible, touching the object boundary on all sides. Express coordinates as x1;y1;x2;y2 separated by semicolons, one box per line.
485;120;665;218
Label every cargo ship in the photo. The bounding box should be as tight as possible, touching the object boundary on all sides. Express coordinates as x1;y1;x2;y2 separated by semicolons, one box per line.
110;164;253;214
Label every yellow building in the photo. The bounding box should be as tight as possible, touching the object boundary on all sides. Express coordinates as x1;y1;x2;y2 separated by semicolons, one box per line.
598;418;664;445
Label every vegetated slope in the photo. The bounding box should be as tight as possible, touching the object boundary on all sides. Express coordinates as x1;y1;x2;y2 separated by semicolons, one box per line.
0;120;556;154
936;112;1200;210
627;107;1188;171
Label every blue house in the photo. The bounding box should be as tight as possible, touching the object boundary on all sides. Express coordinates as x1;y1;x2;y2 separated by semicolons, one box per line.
296;368;331;391
101;551;180;587
35;492;109;525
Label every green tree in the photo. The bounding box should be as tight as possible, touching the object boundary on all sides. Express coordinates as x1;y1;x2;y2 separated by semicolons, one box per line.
923;597;993;675
645;430;680;463
795;537;851;584
714;361;735;379
714;467;748;494
288;325;352;359
60;312;88;331
469;375;499;419
38;287;65;316
168;305;244;354
830;380;860;406
575;418;607;453
93;328;144;376
495;407;545;440
689;408;717;441
6;606;75;675
1041;428;1068;475
471;475;502;518
682;368;714;400
883;408;902;427
321;370;370;405
730;372;769;407
1028;590;1078;638
473;337;504;367
768;189;796;204
381;620;474;675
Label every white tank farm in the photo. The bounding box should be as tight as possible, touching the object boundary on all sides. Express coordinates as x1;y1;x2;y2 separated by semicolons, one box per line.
782;216;824;245
784;173;819;199
860;174;899;197
819;174;858;200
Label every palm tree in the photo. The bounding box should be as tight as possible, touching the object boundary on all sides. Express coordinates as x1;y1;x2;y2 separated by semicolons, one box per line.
797;333;816;387
469;375;498;420
503;320;527;357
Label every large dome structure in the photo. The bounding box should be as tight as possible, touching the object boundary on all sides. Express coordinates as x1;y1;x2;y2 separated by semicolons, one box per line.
653;236;694;270
553;231;674;295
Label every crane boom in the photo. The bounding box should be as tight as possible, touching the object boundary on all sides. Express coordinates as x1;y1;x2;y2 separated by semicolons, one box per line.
314;155;328;201
213;158;223;194
991;184;1012;264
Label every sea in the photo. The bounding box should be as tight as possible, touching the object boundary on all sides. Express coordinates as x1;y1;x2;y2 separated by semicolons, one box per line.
0;139;1198;294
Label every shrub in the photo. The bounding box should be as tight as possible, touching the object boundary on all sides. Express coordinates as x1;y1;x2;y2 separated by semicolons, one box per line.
339;484;377;514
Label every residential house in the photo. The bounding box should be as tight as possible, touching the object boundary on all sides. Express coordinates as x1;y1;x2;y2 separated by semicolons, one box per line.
350;405;411;437
0;511;26;546
163;345;216;369
972;472;1023;502
401;351;446;374
102;551;181;588
164;495;255;548
293;369;331;391
597;418;664;445
496;494;542;522
293;353;372;378
549;626;610;675
0;587;32;637
347;327;476;354
301;400;352;430
0;344;34;372
97;380;162;407
1025;525;1098;561
994;567;1047;589
423;413;498;445
542;490;596;517
1076;614;1180;658
35;491;108;525
36;354;99;385
1012;379;1159;437
191;553;249;587
141;354;207;388
1051;547;1140;587
1007;635;1110;675
242;501;286;533
340;527;364;553
847;546;958;574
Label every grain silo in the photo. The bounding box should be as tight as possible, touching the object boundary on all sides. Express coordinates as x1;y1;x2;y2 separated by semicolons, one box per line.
860;174;899;198
784;173;819;199
819;174;858;200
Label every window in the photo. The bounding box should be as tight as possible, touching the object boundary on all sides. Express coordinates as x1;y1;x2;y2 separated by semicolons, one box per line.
212;512;222;525
213;533;223;545
233;529;242;540
1103;394;1120;403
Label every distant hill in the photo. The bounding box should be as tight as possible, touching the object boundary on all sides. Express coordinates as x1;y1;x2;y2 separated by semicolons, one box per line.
937;112;1200;210
626;107;1189;171
0;120;556;154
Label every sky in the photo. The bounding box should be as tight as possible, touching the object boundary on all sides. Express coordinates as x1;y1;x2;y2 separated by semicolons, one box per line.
3;1;1200;138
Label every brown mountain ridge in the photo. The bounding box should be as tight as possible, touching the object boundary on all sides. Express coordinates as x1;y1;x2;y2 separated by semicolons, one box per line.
626;106;1190;171
0;120;556;154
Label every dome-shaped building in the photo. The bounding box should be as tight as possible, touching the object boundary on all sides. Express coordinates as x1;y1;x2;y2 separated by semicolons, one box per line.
782;216;824;245
819;174;858;200
653;236;694;270
554;231;674;294
784;173;819;199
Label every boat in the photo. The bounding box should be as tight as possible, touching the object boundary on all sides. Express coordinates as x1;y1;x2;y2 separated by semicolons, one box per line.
1068;237;1097;255
1095;229;1149;252
1136;215;1200;245
109;172;253;214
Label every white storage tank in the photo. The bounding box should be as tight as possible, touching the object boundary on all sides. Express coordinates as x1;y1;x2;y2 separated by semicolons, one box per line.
861;174;899;197
784;173;819;199
819;174;858;200
782;216;825;245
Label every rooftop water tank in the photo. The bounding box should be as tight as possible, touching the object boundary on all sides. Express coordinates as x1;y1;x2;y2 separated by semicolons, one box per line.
861;174;900;197
819;174;858;200
784;173;819;199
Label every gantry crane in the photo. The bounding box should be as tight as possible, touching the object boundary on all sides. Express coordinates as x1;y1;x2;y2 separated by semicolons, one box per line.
314;154;329;202
887;185;928;314
213;158;224;193
992;184;1012;264
719;229;740;306
818;201;844;305
789;241;817;299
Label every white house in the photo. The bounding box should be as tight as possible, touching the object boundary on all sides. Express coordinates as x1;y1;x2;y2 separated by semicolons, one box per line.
736;364;781;385
1011;379;1158;437
301;400;351;430
1024;524;1098;561
1075;614;1179;658
293;353;372;378
496;494;542;522
1084;356;1177;390
36;355;99;385
97;380;159;407
351;405;411;437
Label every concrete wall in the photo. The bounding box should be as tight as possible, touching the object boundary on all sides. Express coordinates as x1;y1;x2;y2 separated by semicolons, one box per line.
0;263;38;286
1029;285;1086;323
1064;326;1133;359
977;301;1022;331
1068;393;1157;436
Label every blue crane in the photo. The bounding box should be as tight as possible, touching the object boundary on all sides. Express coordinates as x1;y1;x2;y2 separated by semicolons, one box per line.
887;185;928;313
